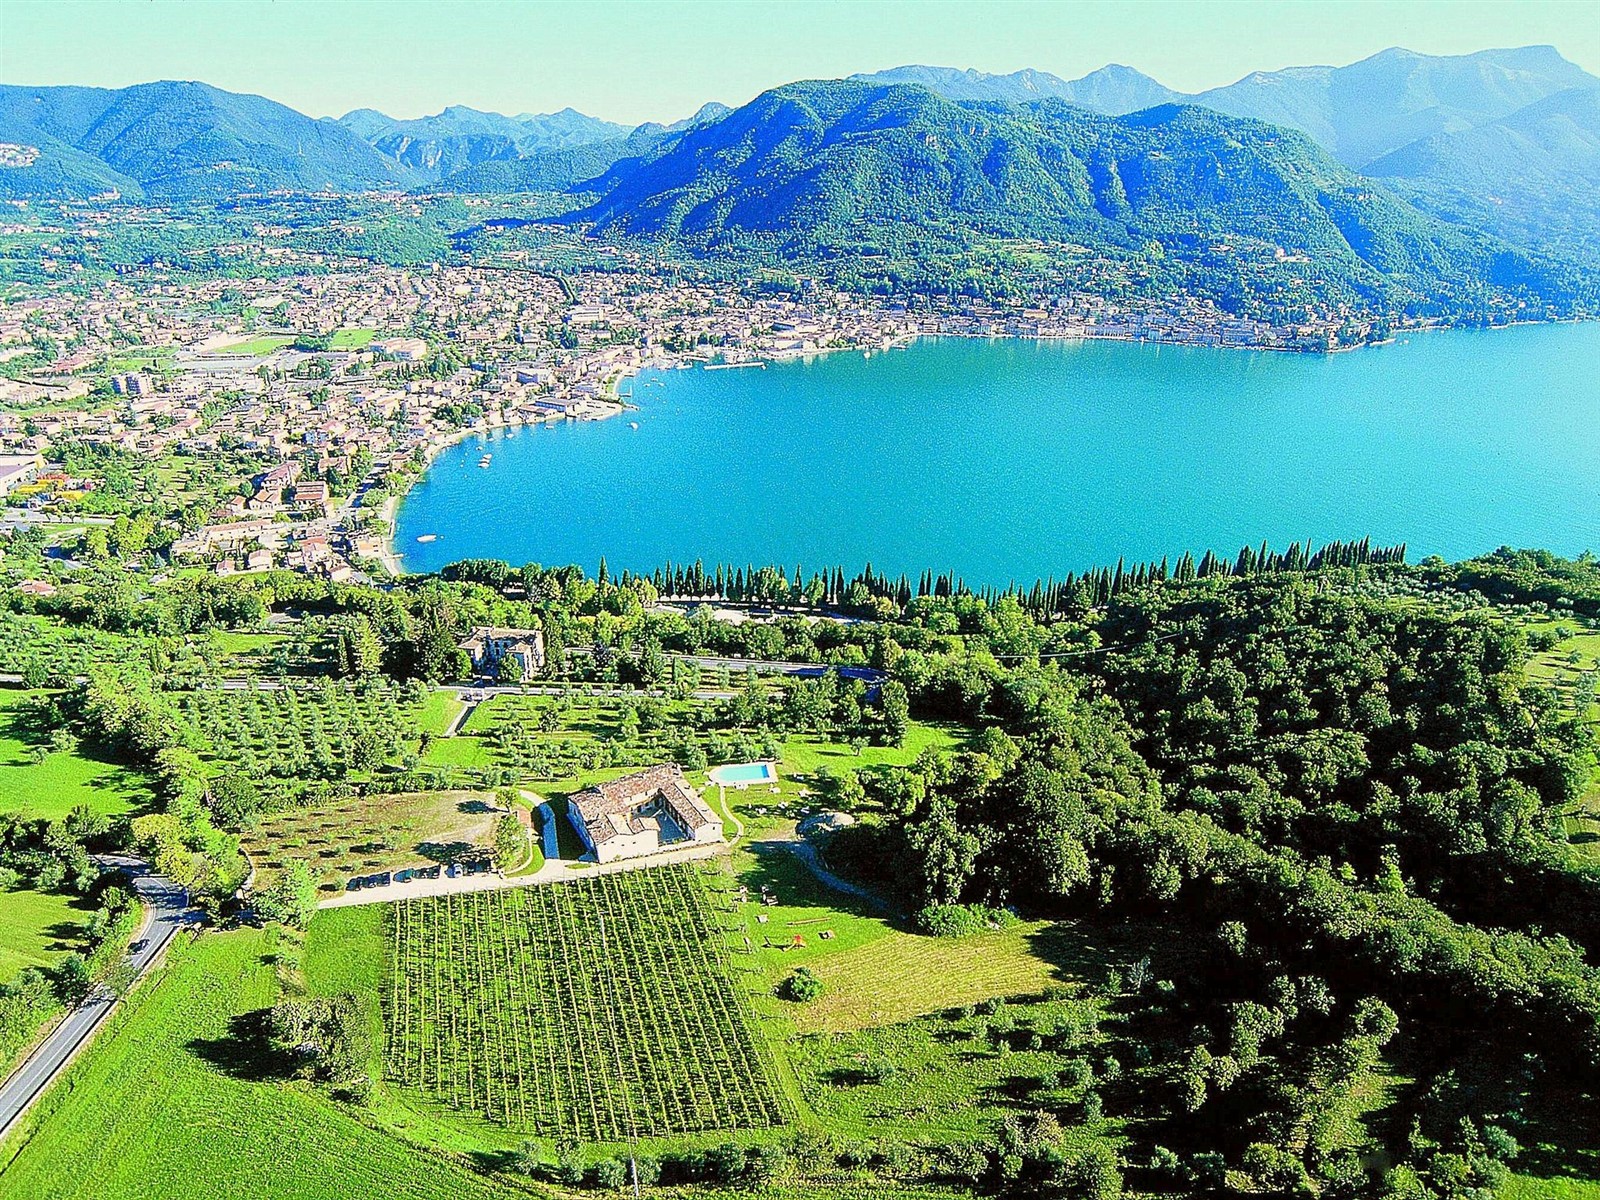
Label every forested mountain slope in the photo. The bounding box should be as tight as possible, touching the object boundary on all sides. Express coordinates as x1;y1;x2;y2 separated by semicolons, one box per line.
567;79;1588;312
0;81;412;198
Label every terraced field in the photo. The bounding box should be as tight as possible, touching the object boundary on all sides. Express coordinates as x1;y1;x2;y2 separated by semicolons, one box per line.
383;864;786;1141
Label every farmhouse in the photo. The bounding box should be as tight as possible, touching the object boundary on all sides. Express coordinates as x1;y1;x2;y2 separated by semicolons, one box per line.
568;764;724;863
459;626;546;678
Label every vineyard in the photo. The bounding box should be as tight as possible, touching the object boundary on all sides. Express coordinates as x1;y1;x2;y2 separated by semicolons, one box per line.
382;865;787;1141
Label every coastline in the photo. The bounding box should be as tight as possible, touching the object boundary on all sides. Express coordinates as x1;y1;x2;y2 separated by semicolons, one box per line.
379;338;924;574
377;316;1582;577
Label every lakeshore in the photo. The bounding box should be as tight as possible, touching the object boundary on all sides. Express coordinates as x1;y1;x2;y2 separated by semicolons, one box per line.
392;321;1600;584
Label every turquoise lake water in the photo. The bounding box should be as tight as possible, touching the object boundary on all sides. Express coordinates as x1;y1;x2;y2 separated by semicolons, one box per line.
395;324;1600;584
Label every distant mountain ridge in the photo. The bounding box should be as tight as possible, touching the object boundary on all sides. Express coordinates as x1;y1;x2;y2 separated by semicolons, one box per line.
851;64;1184;114
0;50;1597;299
1192;44;1599;168
0;80;410;199
336;104;629;181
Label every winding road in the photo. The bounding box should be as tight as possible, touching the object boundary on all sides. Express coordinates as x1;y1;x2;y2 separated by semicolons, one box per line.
0;855;199;1140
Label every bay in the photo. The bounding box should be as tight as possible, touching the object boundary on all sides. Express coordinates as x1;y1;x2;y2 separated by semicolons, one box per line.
395;324;1600;584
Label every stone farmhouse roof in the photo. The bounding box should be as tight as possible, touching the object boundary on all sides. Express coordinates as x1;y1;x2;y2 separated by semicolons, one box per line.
571;764;716;847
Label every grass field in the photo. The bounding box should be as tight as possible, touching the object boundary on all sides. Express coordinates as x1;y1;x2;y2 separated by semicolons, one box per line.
729;846;1131;1034
104;346;176;373
788;989;1114;1142
216;334;294;355
0;689;153;821
243;790;499;892
0;886;87;984
381;866;785;1141
0;929;529;1200
1523;618;1600;861
414;691;464;737
329;328;377;349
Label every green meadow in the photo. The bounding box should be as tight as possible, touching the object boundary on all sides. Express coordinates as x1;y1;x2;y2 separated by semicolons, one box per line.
0;689;153;821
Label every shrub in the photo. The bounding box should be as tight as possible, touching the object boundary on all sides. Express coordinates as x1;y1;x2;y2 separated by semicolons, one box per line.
780;966;824;1003
703;1142;747;1183
591;1157;627;1190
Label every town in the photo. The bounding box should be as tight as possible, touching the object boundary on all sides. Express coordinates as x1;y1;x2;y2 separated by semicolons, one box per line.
0;213;1400;587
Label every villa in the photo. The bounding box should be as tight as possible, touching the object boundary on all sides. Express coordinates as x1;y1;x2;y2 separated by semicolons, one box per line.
458;625;546;678
568;764;724;863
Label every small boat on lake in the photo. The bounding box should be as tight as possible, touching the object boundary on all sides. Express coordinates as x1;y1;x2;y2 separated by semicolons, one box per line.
477;453;492;468
416;534;437;544
629;422;639;430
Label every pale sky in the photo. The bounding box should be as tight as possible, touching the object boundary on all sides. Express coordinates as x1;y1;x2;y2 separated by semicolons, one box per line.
3;0;1596;125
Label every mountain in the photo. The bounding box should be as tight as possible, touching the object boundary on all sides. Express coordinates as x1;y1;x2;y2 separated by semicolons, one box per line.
852;64;1182;113
434;103;732;194
511;107;631;146
1060;65;1188;115
1366;86;1600;266
0;81;411;199
567;78;1577;312
1192;45;1599;168
338;104;627;182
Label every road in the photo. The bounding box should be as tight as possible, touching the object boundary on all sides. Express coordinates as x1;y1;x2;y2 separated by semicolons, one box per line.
0;855;200;1140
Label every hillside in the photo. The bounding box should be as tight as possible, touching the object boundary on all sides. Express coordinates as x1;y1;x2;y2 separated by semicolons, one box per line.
1367;86;1600;266
1193;44;1599;168
566;79;1581;312
0;81;412;199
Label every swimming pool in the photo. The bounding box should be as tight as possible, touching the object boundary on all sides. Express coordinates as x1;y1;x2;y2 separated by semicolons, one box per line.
708;762;779;787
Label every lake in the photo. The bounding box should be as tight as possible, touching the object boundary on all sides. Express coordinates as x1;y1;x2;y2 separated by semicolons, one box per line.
394;324;1600;584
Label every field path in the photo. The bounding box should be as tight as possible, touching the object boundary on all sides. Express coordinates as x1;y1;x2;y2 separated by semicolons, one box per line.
317;838;724;909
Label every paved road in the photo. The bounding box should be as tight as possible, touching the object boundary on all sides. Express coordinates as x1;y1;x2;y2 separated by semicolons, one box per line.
0;855;200;1140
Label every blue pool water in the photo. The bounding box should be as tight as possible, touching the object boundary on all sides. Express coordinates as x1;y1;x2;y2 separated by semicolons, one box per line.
396;324;1600;584
711;763;778;785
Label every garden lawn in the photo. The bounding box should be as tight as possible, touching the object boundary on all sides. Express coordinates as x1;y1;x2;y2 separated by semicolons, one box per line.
734;846;1124;1034
0;887;86;984
0;929;526;1200
328;328;377;349
414;690;464;737
777;721;966;775
0;690;153;820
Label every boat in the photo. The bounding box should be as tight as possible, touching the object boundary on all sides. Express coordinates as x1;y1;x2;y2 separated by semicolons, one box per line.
416;534;437;544
477;453;492;468
629;422;639;430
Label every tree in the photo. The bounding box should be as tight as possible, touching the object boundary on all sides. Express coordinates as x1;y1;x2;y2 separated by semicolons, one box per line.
207;774;262;831
255;859;320;928
592;1157;627;1190
496;653;524;686
780;966;824;1003
493;812;528;870
878;680;910;746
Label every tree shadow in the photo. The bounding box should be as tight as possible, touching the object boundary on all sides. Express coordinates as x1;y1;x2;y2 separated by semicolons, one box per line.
40;919;91;953
456;799;494;814
739;841;900;927
186;1008;288;1081
468;1149;525;1175
415;840;475;863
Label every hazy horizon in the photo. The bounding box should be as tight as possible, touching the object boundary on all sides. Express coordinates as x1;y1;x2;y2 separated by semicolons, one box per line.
3;0;1597;126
